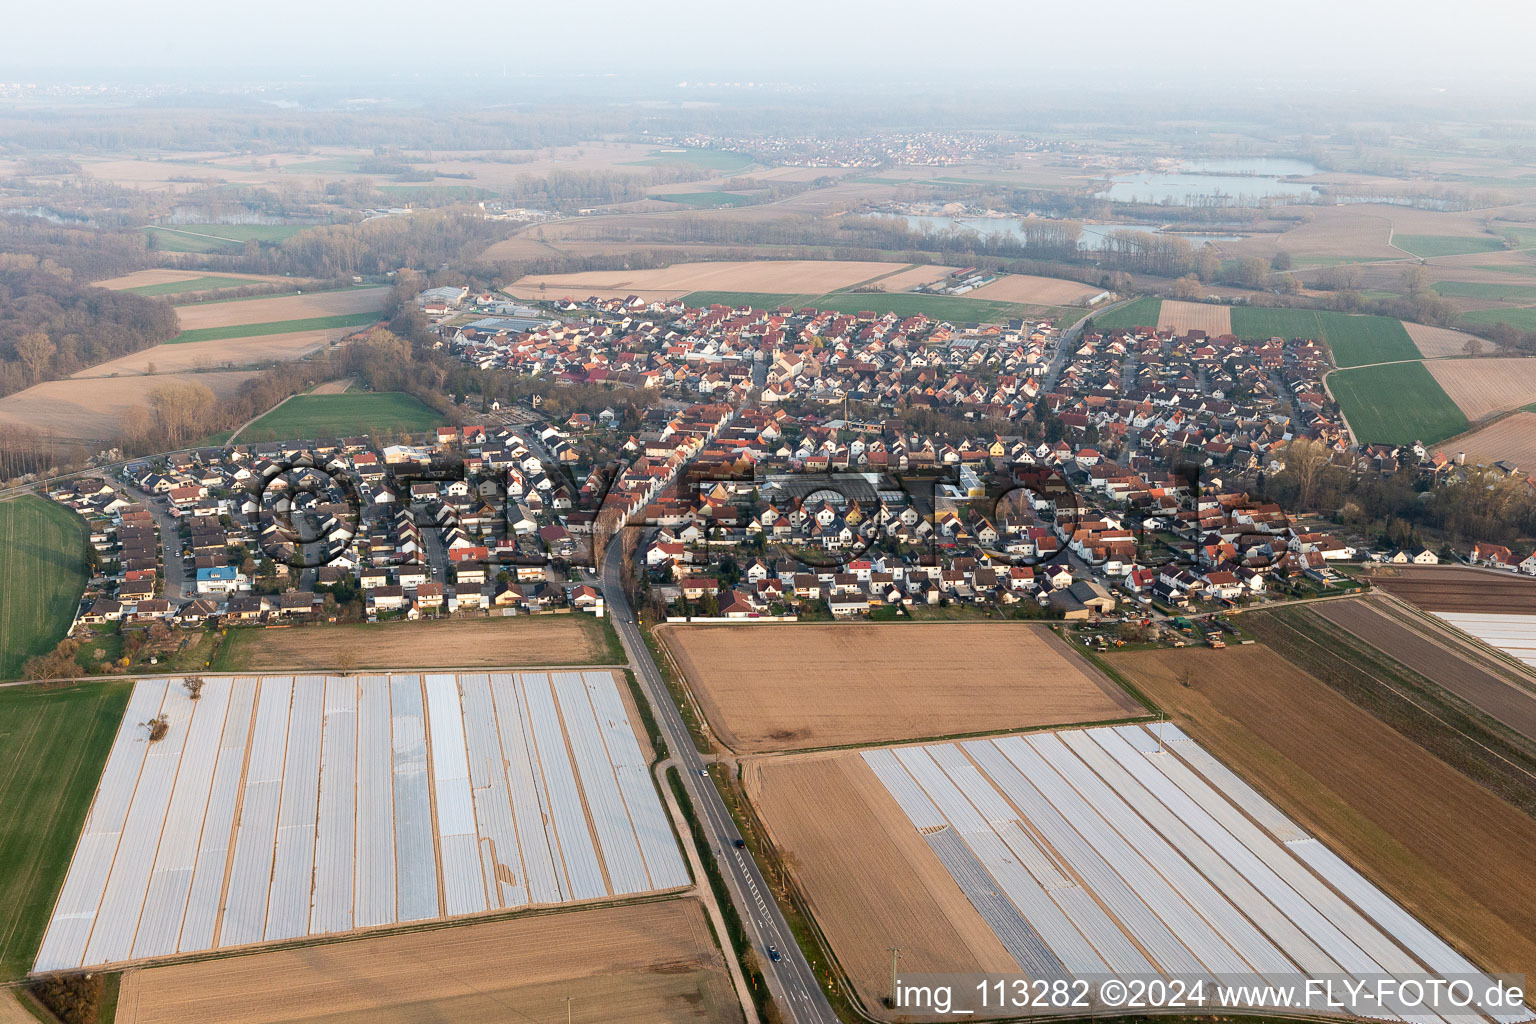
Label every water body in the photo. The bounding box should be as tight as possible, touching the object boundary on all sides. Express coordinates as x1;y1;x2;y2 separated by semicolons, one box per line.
3;206;96;226
1098;157;1322;205
902;214;1245;249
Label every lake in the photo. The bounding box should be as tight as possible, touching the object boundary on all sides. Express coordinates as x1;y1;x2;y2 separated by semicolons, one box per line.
1098;157;1321;206
901;214;1245;249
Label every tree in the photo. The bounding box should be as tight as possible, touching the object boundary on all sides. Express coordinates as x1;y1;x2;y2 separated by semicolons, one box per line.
334;648;358;675
15;330;55;384
1462;337;1483;357
1280;437;1334;508
1271;250;1293;272
143;713;169;742
184;675;205;700
1170;275;1202;300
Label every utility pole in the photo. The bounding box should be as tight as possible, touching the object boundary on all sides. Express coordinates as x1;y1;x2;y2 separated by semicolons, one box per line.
564;995;572;1024
889;946;902;1008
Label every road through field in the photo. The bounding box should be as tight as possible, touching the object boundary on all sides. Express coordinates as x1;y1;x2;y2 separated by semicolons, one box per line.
601;541;836;1024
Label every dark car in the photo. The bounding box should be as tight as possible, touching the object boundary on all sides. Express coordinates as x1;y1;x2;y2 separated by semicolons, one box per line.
767;945;782;962
733;838;746;849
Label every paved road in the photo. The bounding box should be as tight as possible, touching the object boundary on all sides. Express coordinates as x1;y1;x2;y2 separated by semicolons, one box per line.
123;482;192;600
601;540;838;1024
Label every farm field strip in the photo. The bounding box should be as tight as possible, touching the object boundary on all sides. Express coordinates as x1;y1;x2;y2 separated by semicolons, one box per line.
1328;362;1467;444
1312;599;1536;741
1426;358;1536;421
1443;412;1536;468
1371;567;1536;614
234;391;439;443
169;311;381;344
661;622;1140;753
1157;300;1232;336
172;286;389;331
114;899;740;1024
867;725;1527;1022
0;495;89;679
1403;322;1489;359
35;671;686;972
1434;612;1536;668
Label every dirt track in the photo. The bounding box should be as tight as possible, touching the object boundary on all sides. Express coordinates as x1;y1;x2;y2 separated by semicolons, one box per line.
745;752;1018;1014
1103;644;1536;979
116;899;740;1024
661;622;1140;753
1313;598;1536;740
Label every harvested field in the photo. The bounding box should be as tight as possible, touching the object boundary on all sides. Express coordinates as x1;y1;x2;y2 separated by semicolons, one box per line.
71;329;341;377
506;260;907;302
1313;597;1536;740
1404;321;1488;358
173;286;389;331
745;752;1017;1014
965;273;1100;305
218;615;617;671
1426;357;1536;420
94;269;295;292
1156;300;1232;336
1370;565;1536;613
1230;205;1398;263
1102;644;1536;979
659;622;1141;753
1443;411;1536;467
115;899;740;1024
863;263;959;292
0;370;259;442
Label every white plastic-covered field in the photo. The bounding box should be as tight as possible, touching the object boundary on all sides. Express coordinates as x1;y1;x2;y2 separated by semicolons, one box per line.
1434;611;1536;668
36;672;688;972
865;724;1531;1023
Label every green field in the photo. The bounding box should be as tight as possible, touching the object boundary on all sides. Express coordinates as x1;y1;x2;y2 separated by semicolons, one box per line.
238;391;440;442
1229;307;1417;367
1087;296;1163;330
170;311;381;344
0;496;90;680
682;291;821;310
146;223;307;253
1329;362;1468;444
0;682;131;980
1432;281;1536;301
124;274;268;297
1393;234;1506;258
628;149;755;171
1473;264;1536;277
1460;306;1536;332
650;191;754;208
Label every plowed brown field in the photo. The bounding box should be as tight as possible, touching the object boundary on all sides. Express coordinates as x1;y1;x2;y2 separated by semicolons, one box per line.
115;899;740;1024
660;622;1140;753
1313;597;1536;740
967;273;1100;305
745;752;1018;1015
1157;300;1232;336
1371;565;1536;613
1444;411;1536;468
221;615;612;671
506;260;905;301
1426;357;1536;420
174;286;390;331
1102;644;1536;979
1404;322;1486;359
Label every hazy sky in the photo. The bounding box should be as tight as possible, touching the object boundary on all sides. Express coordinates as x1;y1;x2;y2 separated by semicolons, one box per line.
6;0;1536;93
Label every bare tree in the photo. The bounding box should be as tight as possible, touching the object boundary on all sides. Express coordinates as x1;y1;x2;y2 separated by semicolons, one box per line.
143;713;169;742
334;648;358;675
184;675;205;700
16;330;55;385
